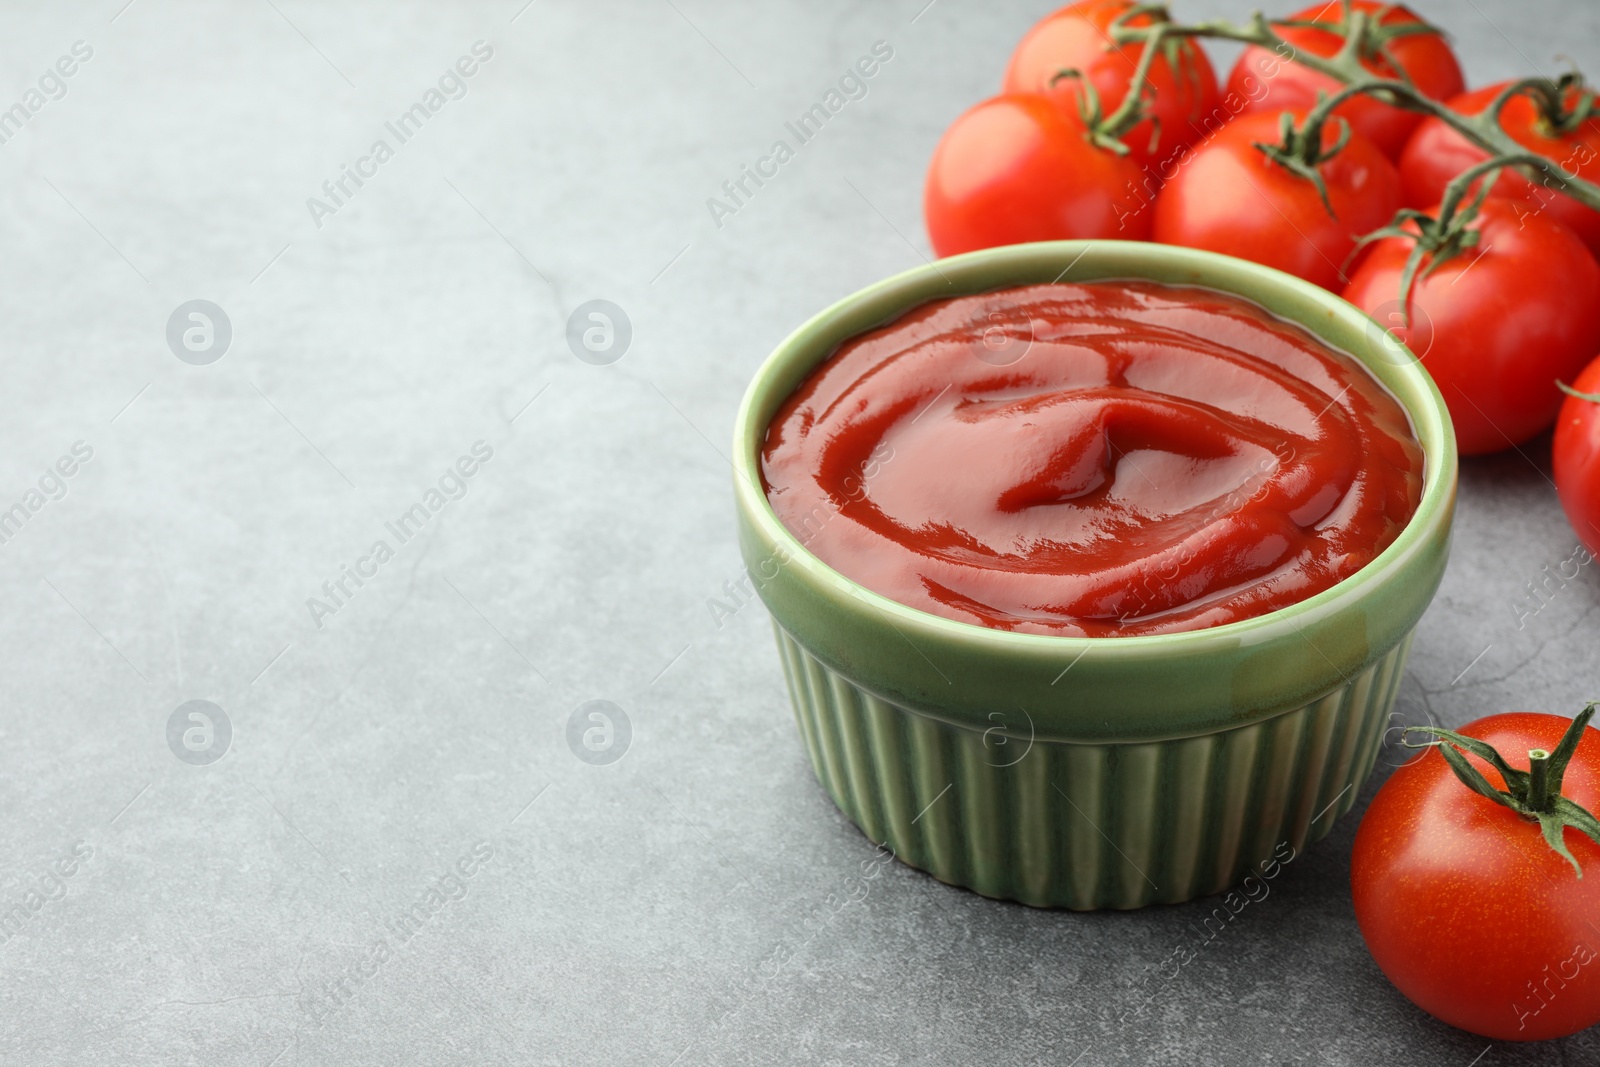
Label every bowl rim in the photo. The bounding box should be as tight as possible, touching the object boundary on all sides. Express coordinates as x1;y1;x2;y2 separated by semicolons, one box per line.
731;239;1457;663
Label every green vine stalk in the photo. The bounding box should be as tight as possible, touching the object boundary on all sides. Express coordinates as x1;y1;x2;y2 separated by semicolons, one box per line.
1095;2;1600;212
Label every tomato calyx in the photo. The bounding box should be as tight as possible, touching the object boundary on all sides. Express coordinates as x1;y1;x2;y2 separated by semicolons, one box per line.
1349;150;1556;323
1346;181;1488;323
1402;703;1600;877
1500;69;1597;140
1063;2;1211;157
1251;101;1360;216
1050;71;1142;156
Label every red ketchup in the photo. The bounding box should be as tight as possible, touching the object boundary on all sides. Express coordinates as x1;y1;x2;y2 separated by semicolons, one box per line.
761;281;1423;638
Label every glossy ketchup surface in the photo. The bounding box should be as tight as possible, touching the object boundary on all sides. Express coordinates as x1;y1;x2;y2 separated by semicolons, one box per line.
761;281;1424;638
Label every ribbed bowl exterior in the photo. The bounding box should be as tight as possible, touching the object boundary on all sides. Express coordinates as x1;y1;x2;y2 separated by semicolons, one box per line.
735;242;1456;912
775;623;1412;910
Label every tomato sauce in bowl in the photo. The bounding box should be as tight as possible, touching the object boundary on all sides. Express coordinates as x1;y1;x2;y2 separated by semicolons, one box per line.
760;280;1424;638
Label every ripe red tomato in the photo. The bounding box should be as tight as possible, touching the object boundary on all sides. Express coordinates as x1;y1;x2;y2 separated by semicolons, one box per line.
1352;711;1600;1041
1399;81;1600;256
1227;1;1465;158
1002;0;1220;171
1554;354;1600;558
924;93;1151;258
1151;110;1400;290
1341;198;1600;454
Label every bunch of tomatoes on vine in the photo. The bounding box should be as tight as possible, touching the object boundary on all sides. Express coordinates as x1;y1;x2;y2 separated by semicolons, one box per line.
924;0;1600;1044
923;0;1600;567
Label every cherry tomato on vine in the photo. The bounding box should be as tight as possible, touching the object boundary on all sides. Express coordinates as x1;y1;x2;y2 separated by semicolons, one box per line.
1352;709;1600;1041
1152;110;1400;290
1399;80;1600;256
924;93;1151;258
1555;355;1600;558
1227;1;1465;159
1341;197;1600;455
1002;0;1220;171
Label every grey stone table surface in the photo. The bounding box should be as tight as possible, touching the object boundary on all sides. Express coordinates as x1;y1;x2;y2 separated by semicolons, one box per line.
2;0;1598;1064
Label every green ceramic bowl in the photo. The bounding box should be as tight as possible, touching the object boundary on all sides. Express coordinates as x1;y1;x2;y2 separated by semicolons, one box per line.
732;241;1456;910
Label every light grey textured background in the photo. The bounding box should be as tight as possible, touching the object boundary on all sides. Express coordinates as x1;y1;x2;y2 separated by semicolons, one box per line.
0;1;1597;1064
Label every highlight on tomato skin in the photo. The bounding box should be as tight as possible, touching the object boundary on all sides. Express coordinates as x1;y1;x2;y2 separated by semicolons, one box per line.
1002;0;1221;171
1398;80;1600;257
1151;110;1401;291
1350;711;1600;1042
1554;354;1600;559
923;93;1152;258
1226;0;1465;159
1341;198;1600;455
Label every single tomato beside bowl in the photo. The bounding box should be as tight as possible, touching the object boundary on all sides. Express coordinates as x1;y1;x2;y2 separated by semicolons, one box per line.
1555;355;1600;558
1352;707;1600;1041
924;93;1150;257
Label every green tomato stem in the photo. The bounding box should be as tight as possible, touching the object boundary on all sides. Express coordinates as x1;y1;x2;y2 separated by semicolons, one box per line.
1557;380;1600;404
1402;704;1600;877
1529;748;1554;812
